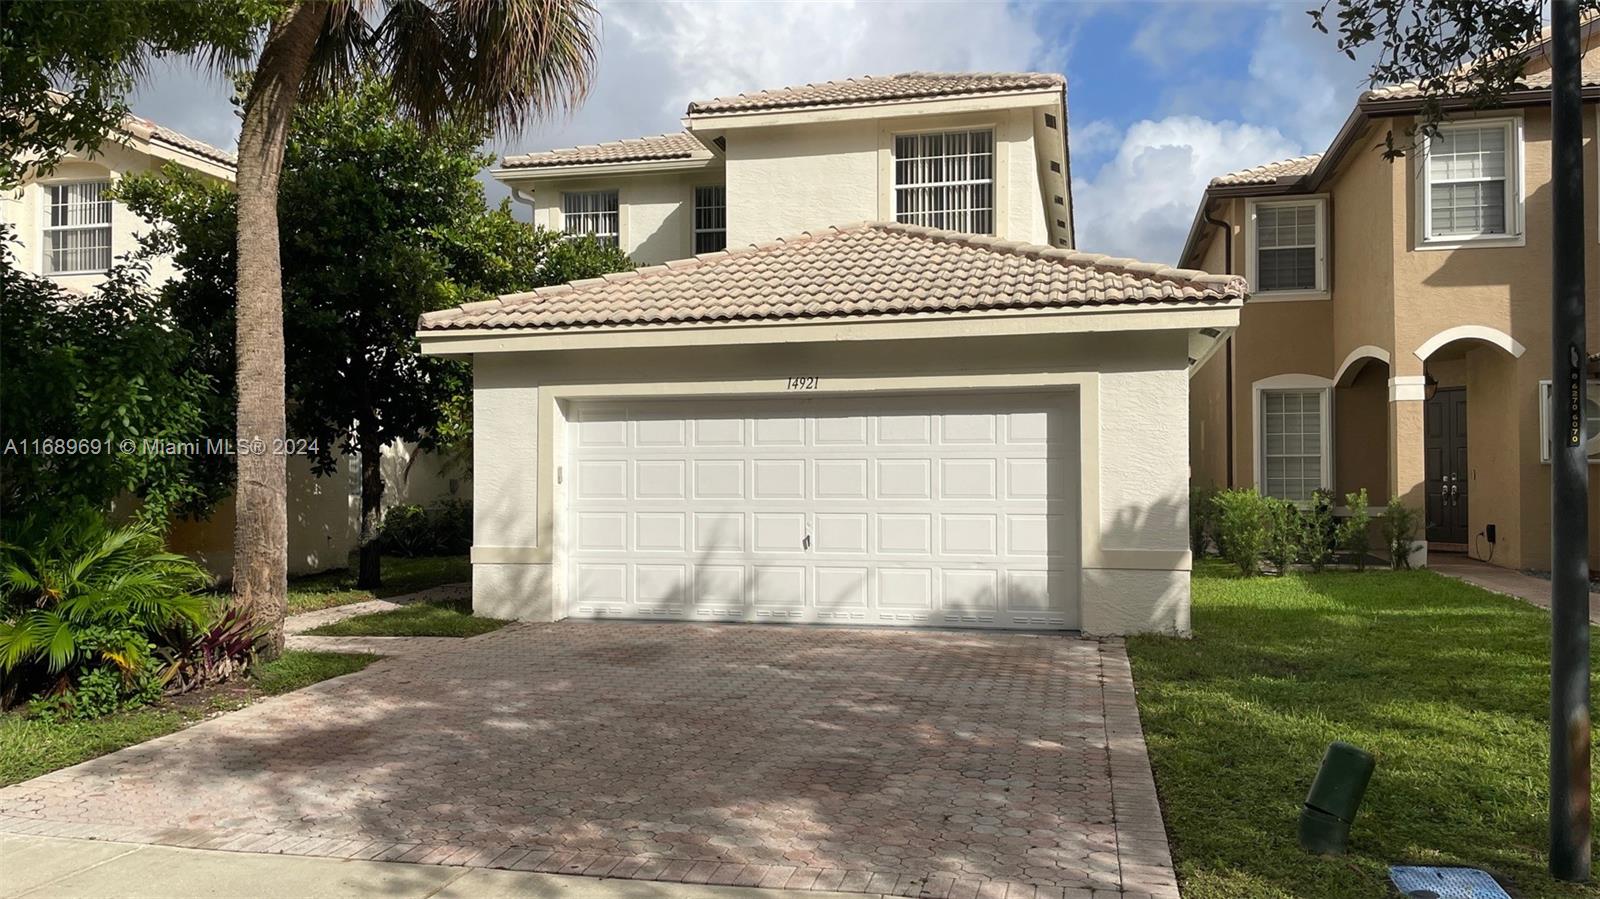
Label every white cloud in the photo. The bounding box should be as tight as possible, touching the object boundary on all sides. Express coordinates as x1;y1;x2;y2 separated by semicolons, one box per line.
1071;115;1302;263
1239;5;1370;149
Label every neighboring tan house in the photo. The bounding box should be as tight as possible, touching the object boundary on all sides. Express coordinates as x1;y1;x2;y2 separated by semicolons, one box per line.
1180;26;1600;572
2;114;463;577
418;72;1245;636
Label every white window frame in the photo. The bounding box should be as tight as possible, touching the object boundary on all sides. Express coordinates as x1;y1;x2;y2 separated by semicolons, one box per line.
1538;379;1600;463
891;126;997;235
561;189;620;247
1417;116;1525;249
1245;196;1329;299
692;184;726;255
40;179;113;276
1252;374;1334;503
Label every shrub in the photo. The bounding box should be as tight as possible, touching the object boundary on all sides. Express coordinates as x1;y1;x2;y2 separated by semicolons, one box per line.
0;229;229;530
1300;489;1337;573
1337;488;1373;572
1213;488;1270;576
377;499;471;557
0;512;209;710
1263;497;1301;576
1190;484;1218;556
1381;496;1424;570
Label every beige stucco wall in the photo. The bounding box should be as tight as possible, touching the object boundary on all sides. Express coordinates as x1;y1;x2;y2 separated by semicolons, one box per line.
168;443;468;579
521;168;720;266
466;327;1196;635
1188;206;1236;489
722;107;1050;248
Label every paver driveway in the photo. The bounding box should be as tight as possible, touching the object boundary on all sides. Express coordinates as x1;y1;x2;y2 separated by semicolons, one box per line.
0;623;1176;898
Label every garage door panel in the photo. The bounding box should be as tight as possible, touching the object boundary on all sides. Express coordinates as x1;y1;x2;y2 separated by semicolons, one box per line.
816;567;869;611
877;514;932;555
815;416;868;445
635;564;688;612
942;412;997;444
815;459;868;499
877;414;932;445
814;513;868;553
940;514;998;556
693;459;745;499
634;513;686;552
634;459;687;500
567;395;1079;629
577;460;629;499
941;458;998;500
942;569;1000;610
753;459;805;499
692;513;744;552
753;513;807;553
634;417;686;447
576;512;627;552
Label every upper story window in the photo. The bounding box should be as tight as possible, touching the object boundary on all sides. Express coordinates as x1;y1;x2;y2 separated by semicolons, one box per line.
1422;119;1521;242
893;128;994;235
1248;198;1326;295
43;180;112;275
693;185;726;254
1259;386;1330;502
562;190;619;247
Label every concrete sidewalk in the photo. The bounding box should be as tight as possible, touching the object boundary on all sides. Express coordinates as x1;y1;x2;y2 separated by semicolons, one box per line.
1;834;879;899
1430;555;1600;624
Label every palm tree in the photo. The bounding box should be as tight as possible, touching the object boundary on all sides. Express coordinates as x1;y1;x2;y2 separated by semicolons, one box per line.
228;0;599;655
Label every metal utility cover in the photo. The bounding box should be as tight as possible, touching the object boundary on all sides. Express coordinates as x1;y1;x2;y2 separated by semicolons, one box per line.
1389;866;1511;898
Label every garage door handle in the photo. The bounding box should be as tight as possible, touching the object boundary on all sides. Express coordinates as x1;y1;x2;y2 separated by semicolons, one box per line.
802;534;812;551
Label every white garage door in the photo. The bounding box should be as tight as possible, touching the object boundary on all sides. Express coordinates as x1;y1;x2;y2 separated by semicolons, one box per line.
565;393;1079;629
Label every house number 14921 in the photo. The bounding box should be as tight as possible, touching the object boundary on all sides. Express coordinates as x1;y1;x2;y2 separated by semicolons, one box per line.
786;376;819;390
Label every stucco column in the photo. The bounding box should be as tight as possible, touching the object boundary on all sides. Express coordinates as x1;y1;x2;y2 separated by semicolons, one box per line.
1389;375;1429;566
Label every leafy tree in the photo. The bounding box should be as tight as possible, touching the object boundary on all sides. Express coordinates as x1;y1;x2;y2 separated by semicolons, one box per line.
120;79;630;593
1311;0;1600;154
0;231;230;528
0;0;276;186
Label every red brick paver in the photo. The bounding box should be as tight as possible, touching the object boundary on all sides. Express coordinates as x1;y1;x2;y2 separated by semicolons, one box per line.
0;622;1175;897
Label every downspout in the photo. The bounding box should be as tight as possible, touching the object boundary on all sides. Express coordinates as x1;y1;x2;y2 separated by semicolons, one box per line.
1202;205;1235;488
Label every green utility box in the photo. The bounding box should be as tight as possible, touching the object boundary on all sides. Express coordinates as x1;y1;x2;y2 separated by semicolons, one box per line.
1298;741;1375;855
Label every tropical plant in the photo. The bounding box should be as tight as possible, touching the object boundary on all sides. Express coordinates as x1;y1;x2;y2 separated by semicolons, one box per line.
0;513;210;709
1263;497;1301;576
1381;496;1424;570
1300;489;1338;573
1337;489;1373;572
1212;488;1270;577
155;602;266;694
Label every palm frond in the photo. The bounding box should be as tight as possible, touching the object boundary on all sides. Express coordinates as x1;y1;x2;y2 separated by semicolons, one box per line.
378;0;600;138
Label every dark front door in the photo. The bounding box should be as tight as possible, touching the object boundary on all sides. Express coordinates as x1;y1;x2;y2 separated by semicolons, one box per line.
1425;387;1469;544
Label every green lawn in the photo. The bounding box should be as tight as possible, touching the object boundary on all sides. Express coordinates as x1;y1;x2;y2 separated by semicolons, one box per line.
1127;561;1600;898
0;651;376;787
303;598;508;638
286;554;469;614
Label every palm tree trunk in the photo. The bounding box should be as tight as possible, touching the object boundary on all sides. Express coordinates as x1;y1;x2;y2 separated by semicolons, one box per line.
232;2;327;657
356;436;384;590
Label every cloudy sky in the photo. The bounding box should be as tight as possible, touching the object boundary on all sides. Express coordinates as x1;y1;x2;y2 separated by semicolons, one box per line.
129;0;1371;265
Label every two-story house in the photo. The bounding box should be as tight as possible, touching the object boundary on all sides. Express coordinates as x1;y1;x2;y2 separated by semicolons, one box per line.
2;113;462;578
1181;26;1600;572
418;72;1247;636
